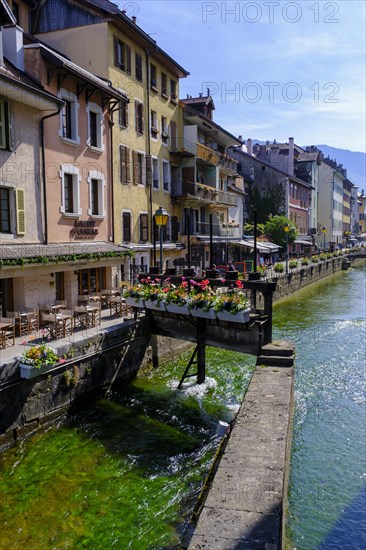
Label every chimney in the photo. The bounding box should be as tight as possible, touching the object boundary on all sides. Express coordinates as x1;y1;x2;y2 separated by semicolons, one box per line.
247;138;252;156
2;25;24;71
288;137;294;176
132;16;137;24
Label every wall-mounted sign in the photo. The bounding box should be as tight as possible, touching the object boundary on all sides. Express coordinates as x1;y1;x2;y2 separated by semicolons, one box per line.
70;221;98;239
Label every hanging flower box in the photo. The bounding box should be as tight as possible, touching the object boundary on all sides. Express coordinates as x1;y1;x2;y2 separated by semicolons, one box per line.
191;307;217;319
125;296;145;308
166;303;190;315
144;299;167;311
19;362;54;379
217;308;251;323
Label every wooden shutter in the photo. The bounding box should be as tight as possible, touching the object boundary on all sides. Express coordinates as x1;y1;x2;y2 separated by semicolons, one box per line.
16;188;26;235
113;36;119;67
139;214;148;242
146;155;152;186
171;216;179;241
9;106;15;151
132;150;139;184
126;44;131;75
120;145;130;183
122;212;131;242
170;121;177;151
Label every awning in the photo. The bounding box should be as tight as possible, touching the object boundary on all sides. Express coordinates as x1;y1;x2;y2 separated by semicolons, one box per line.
294;239;313;246
233;240;281;253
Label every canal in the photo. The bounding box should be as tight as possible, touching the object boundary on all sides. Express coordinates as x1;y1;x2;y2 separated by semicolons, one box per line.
0;264;365;549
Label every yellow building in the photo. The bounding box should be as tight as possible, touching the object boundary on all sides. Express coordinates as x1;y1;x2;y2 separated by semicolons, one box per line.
31;0;189;278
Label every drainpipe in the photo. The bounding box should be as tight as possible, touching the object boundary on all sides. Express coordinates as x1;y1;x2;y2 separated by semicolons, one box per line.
40;106;63;244
109;112;115;243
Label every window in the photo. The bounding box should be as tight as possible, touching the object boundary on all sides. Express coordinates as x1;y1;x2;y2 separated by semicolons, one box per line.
119;101;129;128
87;103;103;150
139;213;149;242
150;63;157;89
162;160;170;192
122;211;132;242
170;79;177;100
150;110;158;139
161;116;169;145
0;188;10;233
113;36;131;74
0;99;14;151
161;73;168;96
135;53;143;81
135;100;144;134
133;151;146;185
119;145;130;184
88;171;105;218
59;90;79;144
60;164;81;216
152;157;159;189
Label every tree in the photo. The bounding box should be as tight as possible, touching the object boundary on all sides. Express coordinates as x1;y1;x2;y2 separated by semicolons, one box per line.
264;215;298;250
243;222;265;236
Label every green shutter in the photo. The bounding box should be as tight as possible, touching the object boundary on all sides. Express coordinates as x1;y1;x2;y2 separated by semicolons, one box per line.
16;188;26;235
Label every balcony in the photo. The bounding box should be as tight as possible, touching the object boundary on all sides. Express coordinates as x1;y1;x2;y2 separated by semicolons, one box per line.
218;155;238;174
183;221;241;239
196;143;221;166
171;181;238;207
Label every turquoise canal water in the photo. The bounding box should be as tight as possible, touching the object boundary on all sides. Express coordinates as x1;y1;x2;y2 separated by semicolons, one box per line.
0;264;365;549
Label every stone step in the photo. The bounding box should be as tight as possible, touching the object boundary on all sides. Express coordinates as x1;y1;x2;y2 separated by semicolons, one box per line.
260;340;295;357
257;354;295;367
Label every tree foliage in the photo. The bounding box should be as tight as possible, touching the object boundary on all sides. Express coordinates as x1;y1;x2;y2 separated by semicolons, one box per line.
264;215;298;249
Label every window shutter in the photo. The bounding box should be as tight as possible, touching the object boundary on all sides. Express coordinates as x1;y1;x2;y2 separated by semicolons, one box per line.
146;155;152;186
132;150;139;184
113;36;118;66
141;103;144;134
170;121;177;151
122;212;131;242
134;100;138;132
125;146;130;182
9;106;15;151
140;214;148;242
120;145;131;183
16;188;26;235
126;44;131;75
171;216;179;241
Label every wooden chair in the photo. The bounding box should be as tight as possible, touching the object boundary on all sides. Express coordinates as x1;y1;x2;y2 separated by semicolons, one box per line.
73;306;88;329
25;307;39;334
0;317;15;348
110;296;123;317
41;313;64;340
6;311;27;337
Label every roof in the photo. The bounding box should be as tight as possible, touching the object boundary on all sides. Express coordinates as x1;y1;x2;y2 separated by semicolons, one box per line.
182;105;242;147
297;152;321;164
182;95;215;109
0;57;63;110
229;147;315;189
25;43;128;102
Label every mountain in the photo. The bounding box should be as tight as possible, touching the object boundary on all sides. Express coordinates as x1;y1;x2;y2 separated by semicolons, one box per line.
314;145;366;190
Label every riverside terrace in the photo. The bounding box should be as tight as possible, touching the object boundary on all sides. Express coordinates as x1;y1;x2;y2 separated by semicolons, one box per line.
0;278;276;386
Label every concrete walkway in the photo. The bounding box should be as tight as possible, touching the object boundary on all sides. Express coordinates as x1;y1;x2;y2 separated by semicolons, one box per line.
188;341;295;550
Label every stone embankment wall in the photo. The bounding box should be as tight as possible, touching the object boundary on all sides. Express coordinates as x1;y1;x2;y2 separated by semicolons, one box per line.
0;319;191;449
271;256;365;303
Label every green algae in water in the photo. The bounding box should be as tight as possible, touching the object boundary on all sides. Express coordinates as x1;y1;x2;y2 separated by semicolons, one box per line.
0;347;255;549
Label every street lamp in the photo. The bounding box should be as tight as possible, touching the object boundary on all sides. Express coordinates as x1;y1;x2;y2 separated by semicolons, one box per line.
154;206;168;273
321;226;327;250
284;223;290;274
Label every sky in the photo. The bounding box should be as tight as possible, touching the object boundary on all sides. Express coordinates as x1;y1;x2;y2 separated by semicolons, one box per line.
116;0;366;153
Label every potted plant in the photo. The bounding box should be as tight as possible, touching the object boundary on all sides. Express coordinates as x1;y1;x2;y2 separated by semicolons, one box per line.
213;291;250;323
19;343;61;379
301;257;310;266
165;281;191;315
274;262;284;273
123;284;146;307
289;260;298;270
190;292;217;319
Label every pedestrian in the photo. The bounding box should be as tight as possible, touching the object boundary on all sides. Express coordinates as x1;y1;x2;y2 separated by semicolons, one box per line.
227;261;235;271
